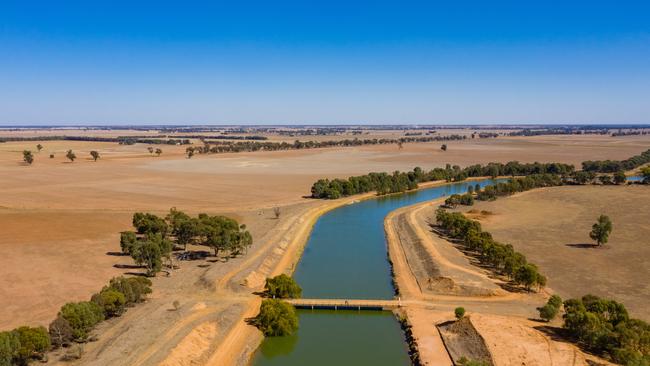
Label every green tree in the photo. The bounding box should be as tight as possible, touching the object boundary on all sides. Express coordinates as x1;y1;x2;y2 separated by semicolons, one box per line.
22;150;34;165
59;302;104;341
48;316;74;348
130;236;163;276
253;299;299;336
455;307;466;320
91;289;126;317
265;274;302;299
120;231;138;254
36;144;43;153
589;214;613;246
539;304;559;322
613;171;627;185
14;326;50;364
90;150;100;161
66;149;76;162
106;277;152;305
515;264;539;291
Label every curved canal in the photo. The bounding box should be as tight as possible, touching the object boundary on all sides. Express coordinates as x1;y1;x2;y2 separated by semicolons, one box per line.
252;179;501;365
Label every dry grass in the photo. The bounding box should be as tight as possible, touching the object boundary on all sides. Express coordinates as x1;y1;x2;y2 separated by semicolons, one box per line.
1;132;649;329
469;185;650;320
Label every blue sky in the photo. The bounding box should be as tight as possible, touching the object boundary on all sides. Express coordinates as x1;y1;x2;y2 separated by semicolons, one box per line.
1;1;649;125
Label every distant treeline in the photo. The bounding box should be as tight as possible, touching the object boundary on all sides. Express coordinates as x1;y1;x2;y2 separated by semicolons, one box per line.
193;135;468;154
582;149;650;173
508;127;610;136
310;162;574;199
611;130;649;137
0;135;191;145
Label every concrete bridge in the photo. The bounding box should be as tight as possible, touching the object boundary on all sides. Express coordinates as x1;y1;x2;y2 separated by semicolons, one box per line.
284;298;401;311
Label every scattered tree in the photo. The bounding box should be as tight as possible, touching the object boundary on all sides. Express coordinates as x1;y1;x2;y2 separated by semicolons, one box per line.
36;144;43;153
455;307;466;320
155;148;162;156
22;150;34;165
265;274;302;299
252;299;299;336
66;149;76;162
147;146;154;155
589;214;613;246
441;144;447;151
90;150;100;161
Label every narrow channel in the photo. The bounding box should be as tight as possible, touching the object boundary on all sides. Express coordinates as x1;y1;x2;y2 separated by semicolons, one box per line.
252;179;501;365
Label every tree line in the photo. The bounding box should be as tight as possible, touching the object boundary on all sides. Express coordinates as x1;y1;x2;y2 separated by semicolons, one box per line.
310;161;575;199
120;209;253;276
558;295;649;365
0;276;152;365
582;148;650;173
188;135;468;155
435;208;546;291
0;136;190;145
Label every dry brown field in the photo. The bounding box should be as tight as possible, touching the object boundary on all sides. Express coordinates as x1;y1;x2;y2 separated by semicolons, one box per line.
1;132;649;329
466;185;650;321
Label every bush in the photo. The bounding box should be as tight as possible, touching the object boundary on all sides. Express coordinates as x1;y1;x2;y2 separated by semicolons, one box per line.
457;356;489;366
455;307;466;320
91;289;126;318
0;331;20;366
539;304;559;322
264;274;302;299
105;276;152;305
253;299;299;336
59;302;105;341
14;326;50;364
49;316;74;348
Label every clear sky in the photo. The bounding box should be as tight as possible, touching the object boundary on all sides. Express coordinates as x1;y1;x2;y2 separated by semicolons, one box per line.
1;1;650;125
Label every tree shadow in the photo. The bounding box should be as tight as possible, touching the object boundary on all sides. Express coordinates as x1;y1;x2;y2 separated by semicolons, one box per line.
106;251;128;256
565;243;598;249
174;250;210;261
124;271;149;277
113;264;144;269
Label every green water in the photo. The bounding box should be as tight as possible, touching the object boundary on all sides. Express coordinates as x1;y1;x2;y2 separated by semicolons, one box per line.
252;310;410;366
253;179;502;365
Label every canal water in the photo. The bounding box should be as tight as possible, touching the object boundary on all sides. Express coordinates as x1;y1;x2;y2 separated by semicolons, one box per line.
252;179;501;365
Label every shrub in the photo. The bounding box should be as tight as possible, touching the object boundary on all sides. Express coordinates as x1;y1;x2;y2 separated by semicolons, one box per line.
253;299;299;336
14;326;50;364
455;307;466;320
0;331;20;366
264;274;302;299
105;276;152;305
539;304;559;322
91;289;126;318
59;302;105;341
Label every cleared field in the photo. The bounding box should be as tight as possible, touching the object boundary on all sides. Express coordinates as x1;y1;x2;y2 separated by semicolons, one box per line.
1;133;649;329
466;185;650;320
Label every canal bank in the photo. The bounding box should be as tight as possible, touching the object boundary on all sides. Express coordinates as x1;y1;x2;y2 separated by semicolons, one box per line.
251;178;503;365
